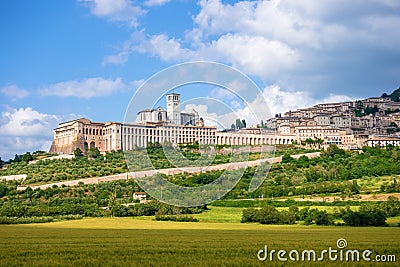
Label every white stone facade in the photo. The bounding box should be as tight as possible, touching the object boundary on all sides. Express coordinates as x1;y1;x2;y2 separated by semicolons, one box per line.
121;123;217;149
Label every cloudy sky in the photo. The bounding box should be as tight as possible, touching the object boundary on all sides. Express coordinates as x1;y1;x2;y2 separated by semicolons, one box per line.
1;0;399;160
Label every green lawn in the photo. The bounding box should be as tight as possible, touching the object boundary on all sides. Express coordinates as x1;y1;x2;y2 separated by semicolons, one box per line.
387;216;400;226
193;206;244;223
0;218;399;266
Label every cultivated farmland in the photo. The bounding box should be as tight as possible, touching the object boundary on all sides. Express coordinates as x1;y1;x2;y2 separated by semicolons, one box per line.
0;218;399;266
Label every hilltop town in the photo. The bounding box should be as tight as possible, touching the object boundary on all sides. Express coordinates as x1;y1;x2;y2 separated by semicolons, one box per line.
49;88;400;155
264;87;400;149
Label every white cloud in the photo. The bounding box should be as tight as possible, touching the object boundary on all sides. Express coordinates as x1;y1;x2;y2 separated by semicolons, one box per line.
262;85;356;116
129;79;145;90
210;88;237;100
322;94;354;104
1;137;53;159
0;107;62;137
134;34;194;62
182;103;229;128
143;0;171;7
81;0;145;27
0;107;79;160
190;0;400;63
208;34;300;79
68;0;400;119
103;0;400;97
1;84;30;100
102;51;130;65
261;85;316;116
188;0;323;50
183;85;357;129
39;77;127;98
129;32;300;80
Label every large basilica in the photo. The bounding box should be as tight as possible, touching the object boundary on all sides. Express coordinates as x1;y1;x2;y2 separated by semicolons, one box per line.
50;93;216;154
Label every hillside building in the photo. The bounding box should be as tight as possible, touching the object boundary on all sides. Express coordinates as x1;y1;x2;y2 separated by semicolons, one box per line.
50;93;400;155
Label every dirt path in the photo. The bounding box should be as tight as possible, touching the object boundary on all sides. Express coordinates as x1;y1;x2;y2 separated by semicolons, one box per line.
292;192;400;202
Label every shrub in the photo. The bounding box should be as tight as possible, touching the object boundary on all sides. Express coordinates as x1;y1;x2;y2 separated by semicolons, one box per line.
241;205;296;225
341;205;387;226
258;205;279;224
314;210;334;225
0;216;54;224
155;215;198;222
279;210;296;224
0;183;8;197
241;208;259;223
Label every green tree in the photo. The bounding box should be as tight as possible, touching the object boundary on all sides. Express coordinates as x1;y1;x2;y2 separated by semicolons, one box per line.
282;153;293;163
315;210;334;225
13;154;20;163
341;204;386;226
279;210;296;224
288;206;299;220
305;138;314;144
241;208;259;223
87;147;101;159
107;192;116;217
235;119;243;129
74;147;83;157
0;183;8;197
389;87;400;102
350;180;360;194
20;152;33;163
323;144;345;157
258;205;279;224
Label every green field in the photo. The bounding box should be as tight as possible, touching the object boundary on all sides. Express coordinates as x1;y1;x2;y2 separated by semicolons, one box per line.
193;206;244;223
0;217;399;266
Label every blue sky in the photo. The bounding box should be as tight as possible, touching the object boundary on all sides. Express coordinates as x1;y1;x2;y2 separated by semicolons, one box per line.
0;0;399;160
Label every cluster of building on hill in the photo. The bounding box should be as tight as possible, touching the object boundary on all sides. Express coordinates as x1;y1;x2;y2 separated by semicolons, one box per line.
49;93;400;155
265;96;400;149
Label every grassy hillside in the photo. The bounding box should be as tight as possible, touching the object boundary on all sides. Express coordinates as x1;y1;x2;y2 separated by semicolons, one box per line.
1;145;400;229
0;145;316;185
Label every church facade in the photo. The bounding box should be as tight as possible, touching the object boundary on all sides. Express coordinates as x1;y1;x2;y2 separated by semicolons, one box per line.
50;93;215;154
136;93;199;126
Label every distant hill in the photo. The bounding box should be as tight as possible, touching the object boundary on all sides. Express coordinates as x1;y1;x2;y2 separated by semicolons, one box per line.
381;87;400;102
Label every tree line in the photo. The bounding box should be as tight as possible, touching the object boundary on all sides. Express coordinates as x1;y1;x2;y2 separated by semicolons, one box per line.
242;197;400;227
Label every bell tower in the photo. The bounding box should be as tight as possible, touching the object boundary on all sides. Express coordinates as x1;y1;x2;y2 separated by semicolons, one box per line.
166;93;181;125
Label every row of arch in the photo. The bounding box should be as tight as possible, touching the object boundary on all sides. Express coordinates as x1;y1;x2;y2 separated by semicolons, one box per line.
123;135;215;150
216;135;295;146
83;128;102;136
82;127;115;136
83;141;96;150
